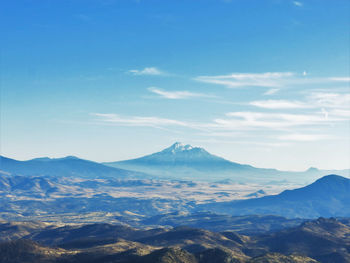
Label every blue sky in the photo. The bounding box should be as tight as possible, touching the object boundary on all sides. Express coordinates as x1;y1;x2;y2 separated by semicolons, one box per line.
1;0;349;170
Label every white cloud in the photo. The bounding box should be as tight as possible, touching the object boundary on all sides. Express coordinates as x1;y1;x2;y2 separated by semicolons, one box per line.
251;91;350;111
91;90;349;144
328;77;350;82
195;72;294;88
264;88;280;95
278;134;330;142
193;138;291;147
92;108;348;132
195;71;350;89
92;113;189;128
308;92;350;109
148;87;212;99
329;109;350;118
128;67;163;76
214;111;330;130
250;100;309;109
293;1;303;7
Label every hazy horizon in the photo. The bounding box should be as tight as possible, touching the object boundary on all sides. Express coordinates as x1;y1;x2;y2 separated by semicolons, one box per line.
2;141;350;173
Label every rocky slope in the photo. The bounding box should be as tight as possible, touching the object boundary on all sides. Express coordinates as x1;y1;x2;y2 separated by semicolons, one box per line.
1;218;349;262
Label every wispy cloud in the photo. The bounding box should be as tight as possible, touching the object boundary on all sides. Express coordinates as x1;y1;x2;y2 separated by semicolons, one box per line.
92;113;189;128
328;77;350;82
278;134;331;142
195;72;294;88
250;100;309;109
148;87;213;99
92;107;348;132
194;71;350;90
249;92;350;112
213;111;332;130
91;85;349;145
128;67;163;76
264;88;280;95
293;1;303;7
329;109;350;118
308;92;350;109
193;138;291;147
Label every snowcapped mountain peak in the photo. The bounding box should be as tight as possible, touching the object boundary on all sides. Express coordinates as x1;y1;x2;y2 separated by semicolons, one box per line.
164;142;197;154
105;142;259;177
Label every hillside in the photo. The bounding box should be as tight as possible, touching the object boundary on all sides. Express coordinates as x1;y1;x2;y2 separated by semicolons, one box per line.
199;175;350;218
254;217;350;263
2;218;348;262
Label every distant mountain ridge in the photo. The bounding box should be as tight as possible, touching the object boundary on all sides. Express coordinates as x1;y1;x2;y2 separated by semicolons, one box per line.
1;143;349;183
200;174;350;218
0;155;146;179
104;142;350;183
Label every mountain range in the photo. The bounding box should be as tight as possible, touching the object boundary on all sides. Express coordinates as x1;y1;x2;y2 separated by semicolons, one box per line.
0;155;146;179
1;142;349;183
1;143;350;219
105;142;349;183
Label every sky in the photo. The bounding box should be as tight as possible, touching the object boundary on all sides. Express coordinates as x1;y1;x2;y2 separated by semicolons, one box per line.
1;0;349;171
